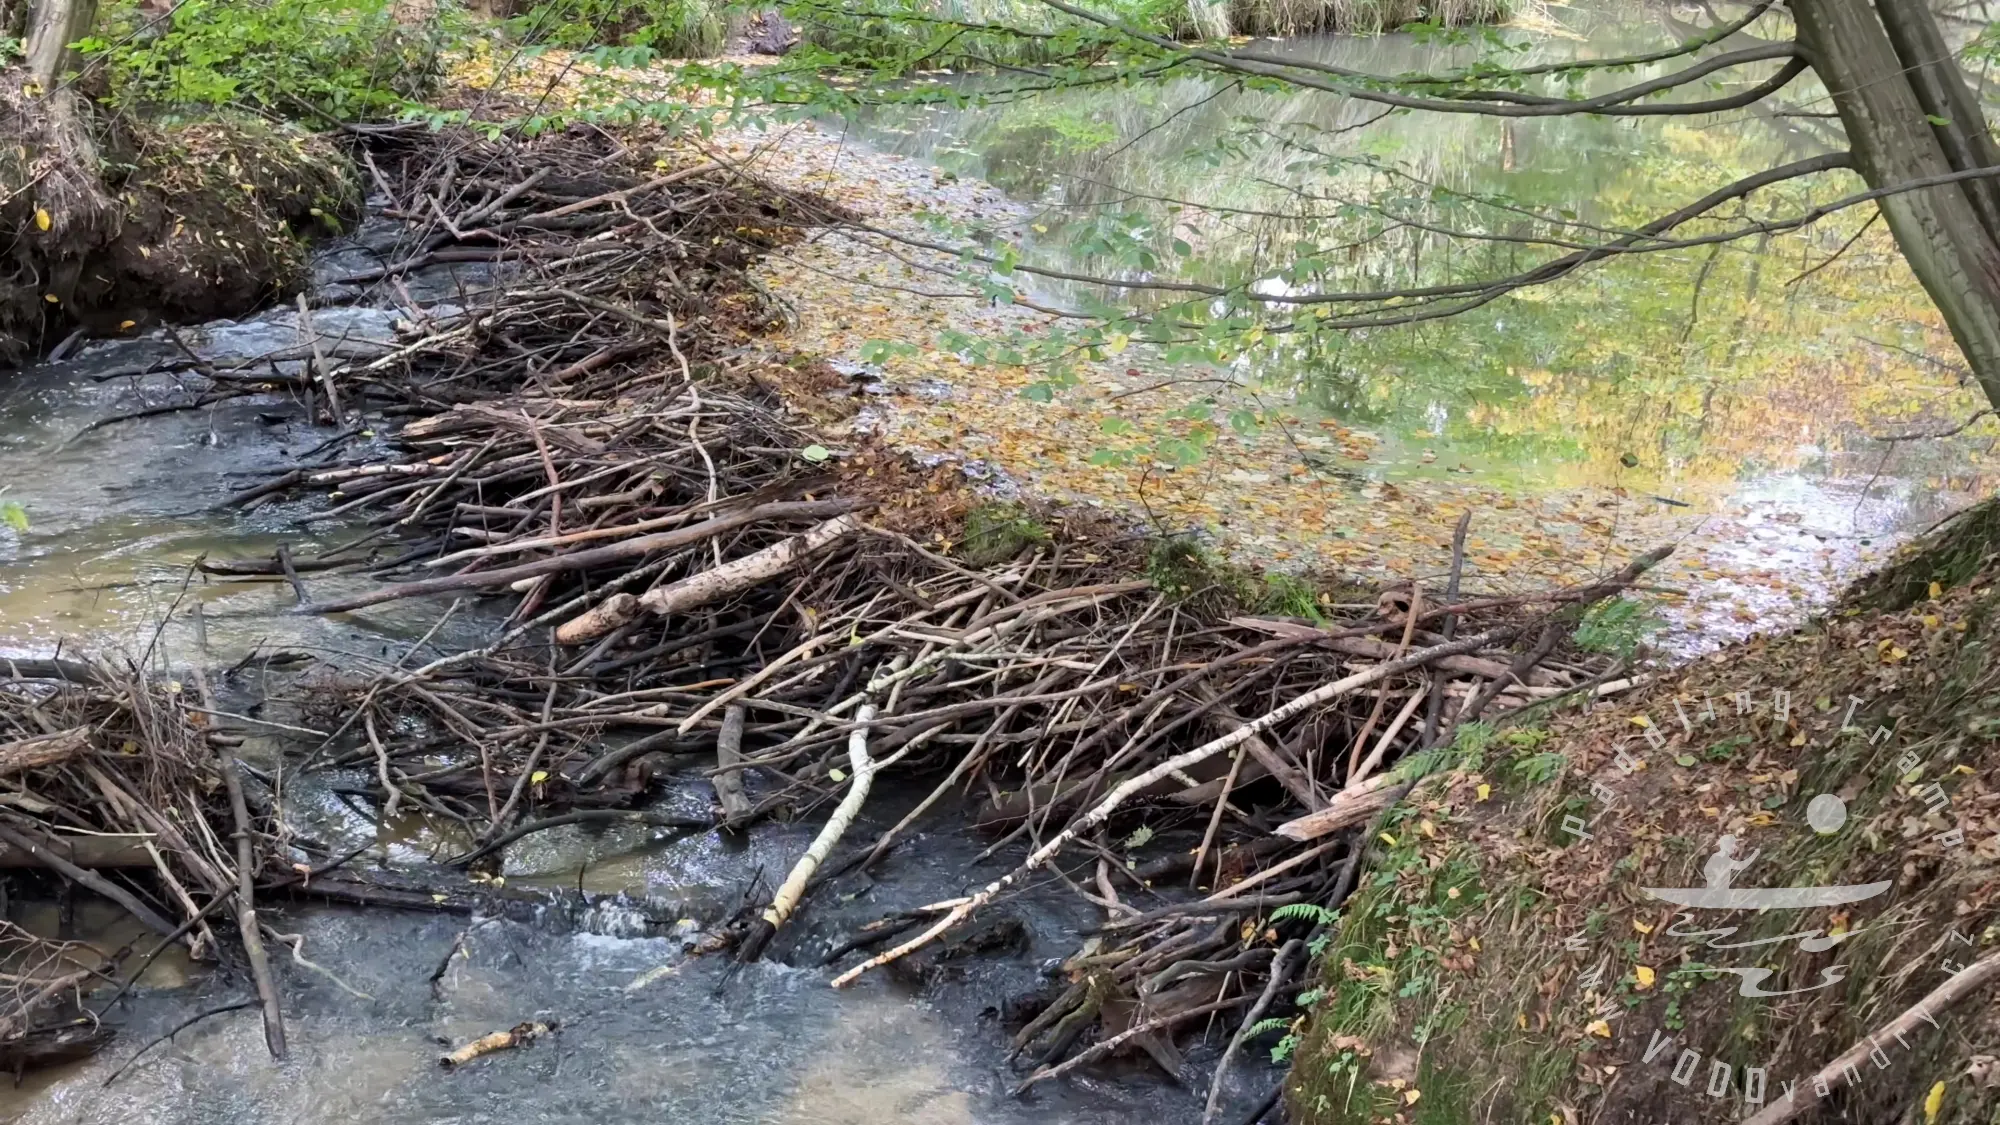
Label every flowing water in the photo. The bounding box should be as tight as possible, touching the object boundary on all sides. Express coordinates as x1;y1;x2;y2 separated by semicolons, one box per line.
4;6;1997;1122
0;238;1199;1123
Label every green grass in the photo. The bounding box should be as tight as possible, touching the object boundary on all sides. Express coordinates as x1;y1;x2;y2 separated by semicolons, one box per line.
958;501;1051;566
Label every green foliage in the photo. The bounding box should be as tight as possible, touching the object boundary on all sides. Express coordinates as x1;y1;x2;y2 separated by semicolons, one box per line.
505;0;724;57
1510;748;1568;786
1259;573;1325;621
1143;535;1256;607
1573;595;1663;660
86;0;453;121
0;500;26;533
1270;901;1339;926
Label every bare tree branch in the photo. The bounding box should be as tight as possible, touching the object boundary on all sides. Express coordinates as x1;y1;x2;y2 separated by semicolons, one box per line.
1034;0;1809;118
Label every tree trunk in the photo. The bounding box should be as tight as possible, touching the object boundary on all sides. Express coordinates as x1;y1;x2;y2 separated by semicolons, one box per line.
23;0;97;86
1793;0;2000;409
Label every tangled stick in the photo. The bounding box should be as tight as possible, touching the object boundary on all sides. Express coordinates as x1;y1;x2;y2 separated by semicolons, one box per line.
831;626;1516;988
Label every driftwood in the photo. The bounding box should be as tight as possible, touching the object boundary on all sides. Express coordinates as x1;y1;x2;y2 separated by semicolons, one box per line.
737;702;878;962
0;728;86;777
439;1020;555;1069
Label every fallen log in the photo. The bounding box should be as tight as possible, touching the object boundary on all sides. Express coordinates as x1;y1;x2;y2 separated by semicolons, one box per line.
556;514;863;643
0;728;87;778
294;498;863;614
0;830;152;868
1271;773;1408;841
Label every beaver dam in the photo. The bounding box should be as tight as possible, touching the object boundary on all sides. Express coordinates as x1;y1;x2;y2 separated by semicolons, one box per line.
0;119;1695;1121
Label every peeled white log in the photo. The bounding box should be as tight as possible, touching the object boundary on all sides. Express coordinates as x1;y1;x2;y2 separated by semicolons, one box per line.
1272;773;1407;842
556;514;861;644
736;703;877;961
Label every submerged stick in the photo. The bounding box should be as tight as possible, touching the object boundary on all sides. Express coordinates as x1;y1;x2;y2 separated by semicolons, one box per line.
200;669;286;1059
738;702;878;962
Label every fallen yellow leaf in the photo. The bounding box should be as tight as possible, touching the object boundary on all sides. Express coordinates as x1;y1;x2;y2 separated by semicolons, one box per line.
1476;782;1491;802
34;207;51;232
1632;919;1653;935
1926;1079;1945;1122
1586;1019;1612;1038
1635;966;1655;990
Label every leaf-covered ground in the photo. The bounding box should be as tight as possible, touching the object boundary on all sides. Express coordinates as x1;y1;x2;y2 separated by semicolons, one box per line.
1284;525;2000;1124
452;50;1994;653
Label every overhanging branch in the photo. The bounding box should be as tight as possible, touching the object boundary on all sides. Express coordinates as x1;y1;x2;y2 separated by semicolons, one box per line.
1033;0;1810;118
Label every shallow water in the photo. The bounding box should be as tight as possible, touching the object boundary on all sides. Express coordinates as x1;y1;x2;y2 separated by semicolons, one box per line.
0;217;1213;1125
772;6;1994;651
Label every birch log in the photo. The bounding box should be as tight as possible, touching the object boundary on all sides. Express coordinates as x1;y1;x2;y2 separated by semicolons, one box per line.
555;515;861;643
736;702;877;962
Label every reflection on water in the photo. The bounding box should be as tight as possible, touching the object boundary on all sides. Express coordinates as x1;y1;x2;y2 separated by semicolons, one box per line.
848;9;1991;495
752;4;1995;652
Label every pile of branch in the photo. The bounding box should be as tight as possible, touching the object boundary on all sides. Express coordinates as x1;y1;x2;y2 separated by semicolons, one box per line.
176;127;1672;1101
0;657;288;1067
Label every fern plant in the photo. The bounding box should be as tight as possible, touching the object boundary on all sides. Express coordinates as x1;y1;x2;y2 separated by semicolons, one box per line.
1269;902;1338;926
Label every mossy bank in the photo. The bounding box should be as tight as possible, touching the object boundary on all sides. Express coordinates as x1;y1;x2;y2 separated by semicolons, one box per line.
1287;500;2000;1124
2;92;358;362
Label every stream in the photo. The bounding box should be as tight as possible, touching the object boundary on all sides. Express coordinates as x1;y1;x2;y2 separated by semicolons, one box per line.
0;219;1196;1125
3;5;1995;1122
